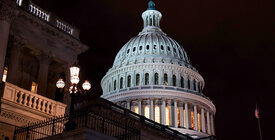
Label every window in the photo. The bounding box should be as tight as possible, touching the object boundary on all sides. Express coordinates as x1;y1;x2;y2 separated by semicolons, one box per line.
133;47;136;52
173;75;176;86
146;45;149;50
136;74;140;86
191;111;195;130
177;108;180;127
181;77;184;88
154;73;159;85
2;67;8;82
153;45;157;50
164;73;168;85
127;49;130;54
31;82;38;94
193;80;196;91
139;46;142;50
167;46;170;51
127;75;131;87
114;80;116;90
145;106;150;119
188;78;191;89
198;113;201;132
155;106;160;123
120;77;123;89
134;107;139;114
109;83;111;92
145;73;149;85
165;107;170;126
161;45;164;50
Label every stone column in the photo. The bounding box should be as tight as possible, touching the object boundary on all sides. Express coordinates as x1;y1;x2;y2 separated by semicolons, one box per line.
190;77;194;90
138;99;141;115
206;111;211;134
201;108;206;133
173;99;178;127
161;98;166;125
211;114;215;135
126;100;130;110
63;65;71;114
37;54;51;96
149;98;154;120
195;80;199;92
179;103;184;127
0;0;16;82
168;71;172;86
183;75;188;89
6;41;23;85
194;105;198;131
184;102;189;129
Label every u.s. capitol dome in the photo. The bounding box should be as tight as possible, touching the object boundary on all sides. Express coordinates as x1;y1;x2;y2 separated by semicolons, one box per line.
101;0;216;138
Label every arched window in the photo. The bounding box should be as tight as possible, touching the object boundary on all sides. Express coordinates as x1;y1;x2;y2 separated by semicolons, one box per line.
191;111;195;130
154;73;159;85
177;108;180;127
127;75;131;87
145;106;150;119
173;75;176;86
161;45;164;50
114;80;116;90
134;106;139;114
188;78;191;89
145;73;149;85
198;113;201;132
181;76;184;88
193;80;196;91
136;74;140;86
120;77;123;89
155;106;160;123
109;83;111;92
146;45;149;50
164;73;168;85
165;107;170;126
198;82;201;93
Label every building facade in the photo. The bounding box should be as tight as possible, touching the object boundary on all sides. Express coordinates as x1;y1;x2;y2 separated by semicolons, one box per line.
101;0;216;138
0;0;88;139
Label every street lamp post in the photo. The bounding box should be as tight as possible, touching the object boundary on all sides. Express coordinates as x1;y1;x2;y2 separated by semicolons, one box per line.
56;65;91;131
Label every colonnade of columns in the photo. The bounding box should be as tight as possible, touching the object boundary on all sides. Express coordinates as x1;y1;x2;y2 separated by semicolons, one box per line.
118;98;215;135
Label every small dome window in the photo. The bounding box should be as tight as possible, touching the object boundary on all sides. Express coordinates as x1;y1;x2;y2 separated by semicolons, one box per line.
146;45;150;50
161;45;164;50
173;48;176;53
167;46;170;51
154;45;157;50
133;47;136;52
127;49;130;54
139;46;142;50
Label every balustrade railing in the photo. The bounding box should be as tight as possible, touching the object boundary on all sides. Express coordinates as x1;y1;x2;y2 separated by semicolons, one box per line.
14;0;77;37
1;82;66;116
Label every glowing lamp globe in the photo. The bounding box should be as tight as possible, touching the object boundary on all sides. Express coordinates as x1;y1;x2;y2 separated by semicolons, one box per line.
82;80;91;91
56;78;65;89
70;76;80;85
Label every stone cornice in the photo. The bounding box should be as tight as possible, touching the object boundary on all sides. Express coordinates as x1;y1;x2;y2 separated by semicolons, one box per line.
15;8;88;54
0;0;17;22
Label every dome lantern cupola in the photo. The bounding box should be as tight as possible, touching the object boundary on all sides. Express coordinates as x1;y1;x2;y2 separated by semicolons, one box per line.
141;0;162;31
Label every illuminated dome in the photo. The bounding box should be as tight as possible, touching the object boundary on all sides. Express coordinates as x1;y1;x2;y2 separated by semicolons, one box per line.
101;0;216;138
111;5;196;72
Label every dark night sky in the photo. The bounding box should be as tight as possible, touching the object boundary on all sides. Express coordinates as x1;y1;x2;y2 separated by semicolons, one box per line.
34;0;274;139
